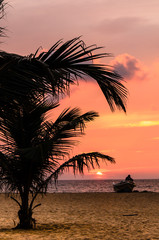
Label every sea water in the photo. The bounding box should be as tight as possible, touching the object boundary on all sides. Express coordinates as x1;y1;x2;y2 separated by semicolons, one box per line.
48;179;159;193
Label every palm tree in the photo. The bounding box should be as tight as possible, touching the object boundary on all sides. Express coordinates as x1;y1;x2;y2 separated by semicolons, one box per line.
0;4;127;229
0;37;127;113
0;97;115;229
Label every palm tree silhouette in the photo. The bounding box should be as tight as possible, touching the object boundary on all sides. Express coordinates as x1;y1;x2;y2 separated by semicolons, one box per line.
0;37;127;229
0;1;127;229
0;97;115;228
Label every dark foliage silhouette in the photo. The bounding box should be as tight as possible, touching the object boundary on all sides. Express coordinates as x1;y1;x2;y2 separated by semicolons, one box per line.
0;37;127;113
0;98;115;228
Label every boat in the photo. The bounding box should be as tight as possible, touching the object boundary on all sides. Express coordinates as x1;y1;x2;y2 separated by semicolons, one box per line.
113;181;135;193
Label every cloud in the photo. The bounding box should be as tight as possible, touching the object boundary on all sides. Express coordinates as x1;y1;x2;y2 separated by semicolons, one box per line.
93;113;159;129
123;121;159;128
152;137;159;140
111;54;147;80
92;15;159;65
107;120;159;129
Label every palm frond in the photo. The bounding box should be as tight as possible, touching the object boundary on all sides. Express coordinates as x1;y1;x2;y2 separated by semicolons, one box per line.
0;37;127;112
0;99;101;194
17;107;99;164
36;37;127;112
46;152;115;183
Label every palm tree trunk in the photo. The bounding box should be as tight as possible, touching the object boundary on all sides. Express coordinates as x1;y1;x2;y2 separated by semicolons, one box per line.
16;189;35;229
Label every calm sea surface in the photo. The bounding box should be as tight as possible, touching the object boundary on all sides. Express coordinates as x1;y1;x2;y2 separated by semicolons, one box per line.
48;179;159;193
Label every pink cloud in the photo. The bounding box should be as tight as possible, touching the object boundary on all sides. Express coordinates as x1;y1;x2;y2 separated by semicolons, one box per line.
111;54;147;80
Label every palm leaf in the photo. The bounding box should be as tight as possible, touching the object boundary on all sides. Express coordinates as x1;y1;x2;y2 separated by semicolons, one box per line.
0;99;101;194
0;37;127;112
36;37;127;112
17;107;99;163
47;152;115;183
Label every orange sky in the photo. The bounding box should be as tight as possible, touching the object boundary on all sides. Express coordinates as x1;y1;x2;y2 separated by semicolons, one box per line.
2;0;159;179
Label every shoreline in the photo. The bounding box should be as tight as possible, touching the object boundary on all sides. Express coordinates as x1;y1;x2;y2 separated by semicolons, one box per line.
0;192;158;239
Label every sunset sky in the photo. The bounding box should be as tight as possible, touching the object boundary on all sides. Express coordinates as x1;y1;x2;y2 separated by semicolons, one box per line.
2;0;159;179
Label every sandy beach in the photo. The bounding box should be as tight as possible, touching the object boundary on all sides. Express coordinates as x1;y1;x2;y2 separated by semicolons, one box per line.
0;192;159;239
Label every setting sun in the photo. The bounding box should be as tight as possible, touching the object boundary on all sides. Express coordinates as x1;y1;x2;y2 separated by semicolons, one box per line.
96;171;103;175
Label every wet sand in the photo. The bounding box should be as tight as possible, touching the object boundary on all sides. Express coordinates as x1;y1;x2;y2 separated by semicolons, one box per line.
0;192;159;239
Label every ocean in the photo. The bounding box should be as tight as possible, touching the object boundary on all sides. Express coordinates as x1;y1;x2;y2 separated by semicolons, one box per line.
49;179;159;193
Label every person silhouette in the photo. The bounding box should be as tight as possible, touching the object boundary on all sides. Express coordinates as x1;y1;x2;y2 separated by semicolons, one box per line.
125;174;133;182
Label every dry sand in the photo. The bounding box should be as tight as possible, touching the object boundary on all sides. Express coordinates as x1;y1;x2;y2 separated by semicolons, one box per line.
0;192;159;239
